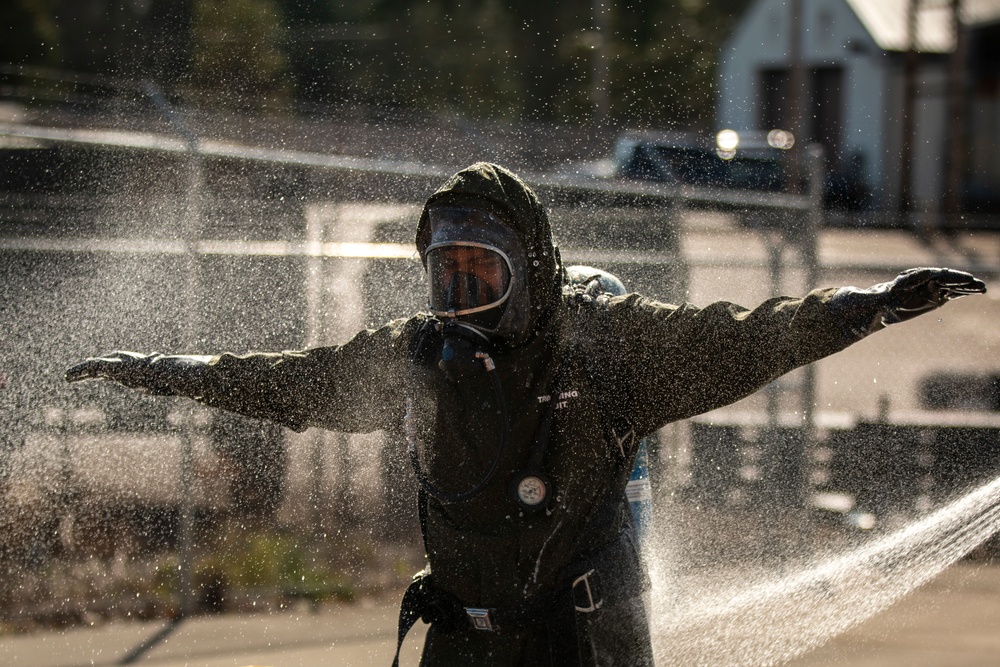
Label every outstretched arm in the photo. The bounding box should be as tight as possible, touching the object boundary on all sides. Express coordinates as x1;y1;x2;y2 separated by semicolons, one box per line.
66;350;334;430
602;267;986;435
66;317;423;433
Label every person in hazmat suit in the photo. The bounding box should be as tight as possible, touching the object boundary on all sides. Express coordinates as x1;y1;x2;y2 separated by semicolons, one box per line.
66;162;987;666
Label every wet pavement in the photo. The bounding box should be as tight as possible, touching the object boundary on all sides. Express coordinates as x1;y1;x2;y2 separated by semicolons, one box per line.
0;593;427;667
786;560;1000;667
3;561;999;666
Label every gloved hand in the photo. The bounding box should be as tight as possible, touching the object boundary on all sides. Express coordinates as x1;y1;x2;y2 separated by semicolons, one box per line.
830;267;986;337
874;267;986;324
66;351;210;396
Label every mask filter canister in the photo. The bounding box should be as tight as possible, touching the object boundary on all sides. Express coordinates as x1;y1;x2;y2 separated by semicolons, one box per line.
439;323;489;382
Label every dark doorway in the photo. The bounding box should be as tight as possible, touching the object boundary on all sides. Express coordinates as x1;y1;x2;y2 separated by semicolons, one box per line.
760;68;790;130
757;65;844;168
809;66;844;169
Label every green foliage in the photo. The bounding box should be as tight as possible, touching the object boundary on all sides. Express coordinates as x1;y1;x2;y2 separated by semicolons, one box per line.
188;0;292;113
207;527;354;602
282;0;748;127
381;0;525;119
611;0;749;130
151;527;356;613
4;0;754;128
1;0;60;66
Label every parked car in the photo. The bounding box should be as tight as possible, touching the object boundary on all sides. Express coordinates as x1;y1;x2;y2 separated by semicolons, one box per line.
612;130;871;209
613;132;727;187
613;130;787;191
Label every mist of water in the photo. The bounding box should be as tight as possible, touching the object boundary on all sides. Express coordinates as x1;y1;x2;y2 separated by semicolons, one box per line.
4;130;998;666
645;471;1000;666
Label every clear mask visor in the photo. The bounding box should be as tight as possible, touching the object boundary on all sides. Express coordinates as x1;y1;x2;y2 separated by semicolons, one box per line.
426;241;513;318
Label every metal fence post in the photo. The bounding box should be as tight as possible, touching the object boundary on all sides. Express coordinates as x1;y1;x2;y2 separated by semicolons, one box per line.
140;82;203;621
803;143;825;456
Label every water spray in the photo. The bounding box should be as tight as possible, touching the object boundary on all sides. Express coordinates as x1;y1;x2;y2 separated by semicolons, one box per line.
647;470;1000;667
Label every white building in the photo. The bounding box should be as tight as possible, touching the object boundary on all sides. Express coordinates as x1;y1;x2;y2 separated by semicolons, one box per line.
717;0;1000;217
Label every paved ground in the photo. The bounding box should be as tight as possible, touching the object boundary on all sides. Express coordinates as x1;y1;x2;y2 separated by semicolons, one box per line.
787;561;1000;667
3;561;999;666
0;595;427;667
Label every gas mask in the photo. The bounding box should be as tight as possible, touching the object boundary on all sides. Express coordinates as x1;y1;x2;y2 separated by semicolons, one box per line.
421;206;532;353
426;241;514;330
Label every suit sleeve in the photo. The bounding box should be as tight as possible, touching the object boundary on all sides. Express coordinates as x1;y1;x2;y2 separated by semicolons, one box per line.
185;317;417;433
602;288;863;436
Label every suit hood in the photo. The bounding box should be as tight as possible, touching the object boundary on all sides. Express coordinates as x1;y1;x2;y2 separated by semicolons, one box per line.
416;162;563;345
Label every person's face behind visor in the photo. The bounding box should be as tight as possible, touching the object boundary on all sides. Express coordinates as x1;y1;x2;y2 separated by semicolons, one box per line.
427;243;512;318
423;206;522;333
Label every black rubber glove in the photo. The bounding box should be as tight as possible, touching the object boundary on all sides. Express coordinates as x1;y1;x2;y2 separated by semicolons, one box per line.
876;267;986;323
829;267;987;338
65;351;211;396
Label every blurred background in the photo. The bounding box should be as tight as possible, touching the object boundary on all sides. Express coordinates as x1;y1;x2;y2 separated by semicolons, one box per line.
2;1;1000;665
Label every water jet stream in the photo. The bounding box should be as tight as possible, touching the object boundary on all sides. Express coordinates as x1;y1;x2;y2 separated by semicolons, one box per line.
647;471;1000;666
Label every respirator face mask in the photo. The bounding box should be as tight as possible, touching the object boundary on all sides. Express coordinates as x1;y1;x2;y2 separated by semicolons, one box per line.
410;207;524;501
422;206;529;340
426;242;513;330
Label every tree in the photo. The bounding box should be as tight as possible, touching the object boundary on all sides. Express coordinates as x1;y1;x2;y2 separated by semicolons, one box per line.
611;0;751;130
0;0;61;66
188;0;292;113
2;0;757;131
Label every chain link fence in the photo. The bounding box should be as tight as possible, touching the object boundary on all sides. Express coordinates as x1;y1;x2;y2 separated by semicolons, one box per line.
2;113;998;636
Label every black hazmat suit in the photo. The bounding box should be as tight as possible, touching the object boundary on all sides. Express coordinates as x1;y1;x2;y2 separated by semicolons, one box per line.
66;163;987;666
